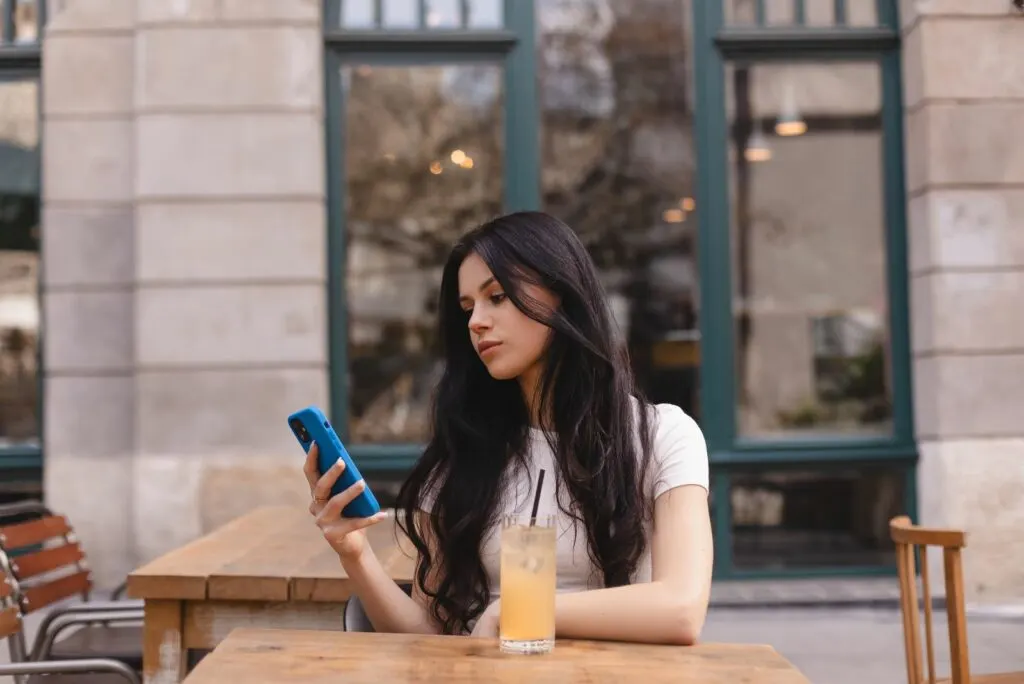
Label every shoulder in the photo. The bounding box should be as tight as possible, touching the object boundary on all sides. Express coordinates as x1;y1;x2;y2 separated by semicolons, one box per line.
641;401;709;498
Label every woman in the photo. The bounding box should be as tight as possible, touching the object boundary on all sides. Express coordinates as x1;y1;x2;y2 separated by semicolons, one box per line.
304;211;712;644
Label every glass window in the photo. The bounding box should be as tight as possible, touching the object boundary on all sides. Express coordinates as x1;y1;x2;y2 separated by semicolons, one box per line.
14;0;40;43
726;61;891;440
336;0;504;30
730;467;905;570
341;63;504;443
725;0;878;27
540;0;702;421
0;78;40;448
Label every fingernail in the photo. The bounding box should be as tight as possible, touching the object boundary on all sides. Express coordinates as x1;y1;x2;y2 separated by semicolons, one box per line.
334;459;345;470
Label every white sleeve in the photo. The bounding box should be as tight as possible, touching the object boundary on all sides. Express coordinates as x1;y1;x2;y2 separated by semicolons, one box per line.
650;403;709;499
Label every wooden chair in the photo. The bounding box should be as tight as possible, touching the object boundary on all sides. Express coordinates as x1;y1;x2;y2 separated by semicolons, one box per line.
0;512;144;671
1;570;140;683
889;515;1024;684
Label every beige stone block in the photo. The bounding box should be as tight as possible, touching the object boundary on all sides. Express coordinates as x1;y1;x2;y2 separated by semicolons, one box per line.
43;375;134;458
44;291;133;372
134;368;327;455
135;113;324;198
198;460;310;534
908;190;1024;273
918;438;1024;602
132;454;203;565
135;285;326;366
912;271;1024;353
42;206;133;287
913;354;1024;439
47;0;134;33
44;454;134;590
220;0;319;21
907;103;1024;191
43;35;133;115
903;106;927;195
918;19;1024;101
136;26;320;110
138;0;317;23
43;119;132;203
136;202;324;283
901;0;1015;29
901;20;923;110
137;0;218;23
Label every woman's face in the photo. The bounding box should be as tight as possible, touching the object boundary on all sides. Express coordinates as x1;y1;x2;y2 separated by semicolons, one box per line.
457;252;556;381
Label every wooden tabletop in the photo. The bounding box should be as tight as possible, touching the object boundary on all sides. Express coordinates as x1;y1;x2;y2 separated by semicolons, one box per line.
182;628;811;683
127;506;414;603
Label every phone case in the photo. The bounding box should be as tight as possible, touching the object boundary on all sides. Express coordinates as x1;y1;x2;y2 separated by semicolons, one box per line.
287;405;381;518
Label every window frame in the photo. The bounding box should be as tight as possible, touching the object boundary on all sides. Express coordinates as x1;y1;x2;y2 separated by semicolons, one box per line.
0;0;44;484
691;0;915;578
323;1;538;469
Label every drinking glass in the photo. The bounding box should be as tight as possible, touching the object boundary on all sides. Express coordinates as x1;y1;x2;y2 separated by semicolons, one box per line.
499;514;556;654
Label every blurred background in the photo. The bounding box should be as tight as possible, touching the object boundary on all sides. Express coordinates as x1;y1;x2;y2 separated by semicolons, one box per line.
0;0;1021;620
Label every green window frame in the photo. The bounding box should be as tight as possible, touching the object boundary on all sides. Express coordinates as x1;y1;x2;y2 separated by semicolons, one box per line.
323;1;915;579
0;0;45;486
323;1;538;470
691;0;916;578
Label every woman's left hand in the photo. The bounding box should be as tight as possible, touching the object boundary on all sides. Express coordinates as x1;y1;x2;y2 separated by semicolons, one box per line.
470;600;500;638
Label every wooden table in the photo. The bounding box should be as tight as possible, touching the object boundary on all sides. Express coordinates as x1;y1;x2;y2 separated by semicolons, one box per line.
181;628;813;683
127;505;413;683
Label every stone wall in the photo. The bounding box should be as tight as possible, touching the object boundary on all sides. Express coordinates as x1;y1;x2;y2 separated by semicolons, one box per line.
902;0;1024;602
42;0;327;589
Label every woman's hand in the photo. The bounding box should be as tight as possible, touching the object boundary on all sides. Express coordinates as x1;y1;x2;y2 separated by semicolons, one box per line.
304;442;388;562
470;600;501;638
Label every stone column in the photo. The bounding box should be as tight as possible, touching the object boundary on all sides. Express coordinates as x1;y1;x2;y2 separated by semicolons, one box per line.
903;0;1024;602
131;0;327;564
41;0;137;589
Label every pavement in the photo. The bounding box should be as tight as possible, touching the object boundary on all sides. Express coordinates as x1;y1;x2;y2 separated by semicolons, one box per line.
702;607;1024;684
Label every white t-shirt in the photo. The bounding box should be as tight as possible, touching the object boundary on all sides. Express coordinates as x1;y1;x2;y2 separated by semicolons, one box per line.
424;401;709;600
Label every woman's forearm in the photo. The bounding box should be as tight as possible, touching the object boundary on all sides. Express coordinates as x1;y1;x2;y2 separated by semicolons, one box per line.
341;550;439;635
555;582;707;645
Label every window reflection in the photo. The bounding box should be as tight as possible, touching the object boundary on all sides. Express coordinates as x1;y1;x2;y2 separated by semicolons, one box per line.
725;0;877;27
727;61;891;439
342;63;504;443
731;467;905;569
540;0;701;420
0;79;40;446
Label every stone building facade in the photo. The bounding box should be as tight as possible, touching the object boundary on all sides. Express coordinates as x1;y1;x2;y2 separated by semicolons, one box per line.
0;0;1018;602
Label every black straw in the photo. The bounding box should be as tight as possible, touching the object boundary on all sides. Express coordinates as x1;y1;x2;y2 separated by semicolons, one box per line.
529;469;546;526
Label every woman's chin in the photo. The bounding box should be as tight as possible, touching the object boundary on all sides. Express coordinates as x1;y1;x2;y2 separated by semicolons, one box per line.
482;360;521;381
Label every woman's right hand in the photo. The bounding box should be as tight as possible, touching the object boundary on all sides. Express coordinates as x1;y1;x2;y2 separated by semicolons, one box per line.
304;442;388;562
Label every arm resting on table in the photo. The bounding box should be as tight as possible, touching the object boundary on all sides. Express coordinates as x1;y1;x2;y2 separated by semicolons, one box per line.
555;485;713;646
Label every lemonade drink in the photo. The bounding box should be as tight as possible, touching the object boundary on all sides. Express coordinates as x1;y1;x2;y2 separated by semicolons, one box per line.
499;515;556;654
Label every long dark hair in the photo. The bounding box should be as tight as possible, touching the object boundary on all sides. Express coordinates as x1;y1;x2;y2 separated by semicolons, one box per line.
395;211;655;635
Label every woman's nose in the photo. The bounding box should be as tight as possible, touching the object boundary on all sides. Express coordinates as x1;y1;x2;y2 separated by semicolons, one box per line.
468;308;491;334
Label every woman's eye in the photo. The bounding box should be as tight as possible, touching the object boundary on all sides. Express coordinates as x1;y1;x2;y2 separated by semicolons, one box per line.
490;293;507;305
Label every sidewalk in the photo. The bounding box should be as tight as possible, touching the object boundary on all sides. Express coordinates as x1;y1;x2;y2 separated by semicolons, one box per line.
703;607;1024;684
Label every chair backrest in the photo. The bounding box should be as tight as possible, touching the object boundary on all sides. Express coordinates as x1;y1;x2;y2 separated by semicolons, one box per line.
344;583;413;632
889;515;970;684
0;570;22;640
0;514;91;615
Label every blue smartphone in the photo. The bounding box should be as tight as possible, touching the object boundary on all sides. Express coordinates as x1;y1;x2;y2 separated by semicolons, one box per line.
287;405;381;519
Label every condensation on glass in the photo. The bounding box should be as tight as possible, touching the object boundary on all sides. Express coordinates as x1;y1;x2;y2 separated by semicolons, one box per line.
725;0;878;27
539;0;702;422
339;0;503;30
730;468;905;569
341;63;504;443
0;78;40;447
726;61;891;439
